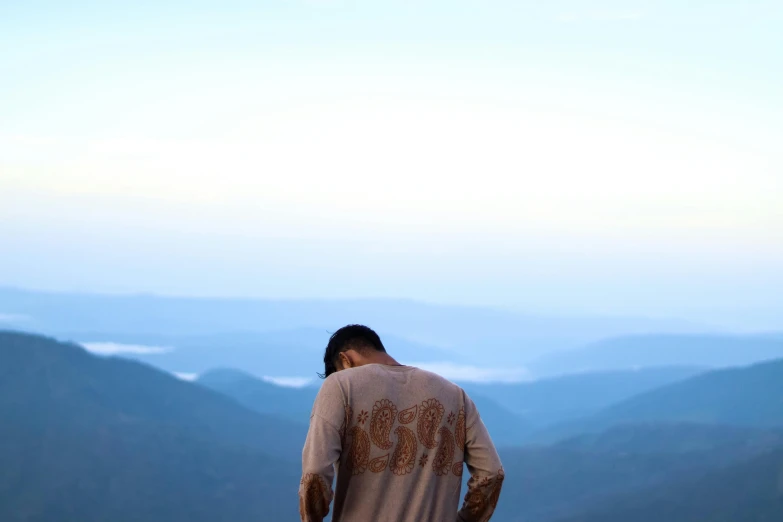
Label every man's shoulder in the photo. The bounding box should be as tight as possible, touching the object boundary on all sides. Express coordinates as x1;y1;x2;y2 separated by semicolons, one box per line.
326;364;467;399
410;366;464;392
332;365;461;386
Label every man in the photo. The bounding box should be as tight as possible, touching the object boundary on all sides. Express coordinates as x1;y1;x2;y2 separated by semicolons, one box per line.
300;324;504;522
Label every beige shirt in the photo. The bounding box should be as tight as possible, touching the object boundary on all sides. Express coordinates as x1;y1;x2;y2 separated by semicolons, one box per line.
299;364;504;522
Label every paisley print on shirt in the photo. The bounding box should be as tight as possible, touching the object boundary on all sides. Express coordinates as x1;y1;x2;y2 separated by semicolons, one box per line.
299;473;330;519
454;408;466;450
390;425;417;476
463;487;486;516
369;454;390;473
370;399;398;450
345;426;370;475
398;404;418;424
339;405;353;443
417;398;445;449
489;468;505;509
432;426;455;476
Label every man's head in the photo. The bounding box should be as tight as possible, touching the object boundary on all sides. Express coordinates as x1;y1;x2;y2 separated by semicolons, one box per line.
320;324;387;378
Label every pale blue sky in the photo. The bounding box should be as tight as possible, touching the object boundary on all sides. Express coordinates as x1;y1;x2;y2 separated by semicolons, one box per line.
1;0;781;329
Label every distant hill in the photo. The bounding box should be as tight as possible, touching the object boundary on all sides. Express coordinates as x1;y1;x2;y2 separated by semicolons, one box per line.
198;368;318;424
529;334;783;376
468;393;533;447
198;367;532;447
535;358;783;443
556;423;783;455
0;331;304;522
0;286;712;364
558;446;783;522
460;366;704;427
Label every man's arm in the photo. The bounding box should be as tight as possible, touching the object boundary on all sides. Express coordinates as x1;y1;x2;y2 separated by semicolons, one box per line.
299;378;345;522
457;392;504;522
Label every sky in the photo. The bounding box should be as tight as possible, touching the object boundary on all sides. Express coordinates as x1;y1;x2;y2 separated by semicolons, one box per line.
1;0;782;329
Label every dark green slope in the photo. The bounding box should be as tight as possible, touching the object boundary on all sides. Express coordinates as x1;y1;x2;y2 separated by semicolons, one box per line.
492;424;783;522
0;331;307;457
559;446;783;522
0;331;305;522
0;416;300;522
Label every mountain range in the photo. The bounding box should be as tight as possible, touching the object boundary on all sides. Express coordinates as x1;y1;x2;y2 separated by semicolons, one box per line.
460;366;704;426
3;329;783;522
530;333;783;376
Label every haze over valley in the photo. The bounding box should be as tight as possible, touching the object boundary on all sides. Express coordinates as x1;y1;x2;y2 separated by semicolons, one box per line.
2;287;782;521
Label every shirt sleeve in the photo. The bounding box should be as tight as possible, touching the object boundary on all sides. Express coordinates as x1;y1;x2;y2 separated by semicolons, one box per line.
457;391;505;522
299;377;347;522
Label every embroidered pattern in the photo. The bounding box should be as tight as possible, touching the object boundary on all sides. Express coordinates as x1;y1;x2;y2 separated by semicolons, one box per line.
454;408;466;450
338;397;470;481
339;405;353;443
398;404;418;424
461;469;505;517
369;454;390;473
299;473;330;520
357;410;368;425
432;426;455;476
463;488;485;516
345;426;370;475
417;398;445;449
370;399;398;450
390;425;417;476
489;468;505;509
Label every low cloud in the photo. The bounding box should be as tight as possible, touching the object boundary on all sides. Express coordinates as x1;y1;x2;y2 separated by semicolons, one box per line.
81;342;174;355
262;376;314;388
0;313;31;323
174;372;198;381
410;362;531;383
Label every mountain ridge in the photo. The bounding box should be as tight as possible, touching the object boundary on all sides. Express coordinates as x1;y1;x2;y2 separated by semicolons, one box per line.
0;330;306;521
532;358;783;443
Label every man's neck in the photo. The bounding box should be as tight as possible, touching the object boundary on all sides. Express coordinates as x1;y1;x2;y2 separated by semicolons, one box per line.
368;353;402;367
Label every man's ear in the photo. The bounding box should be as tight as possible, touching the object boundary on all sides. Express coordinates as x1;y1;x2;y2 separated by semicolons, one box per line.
339;351;354;369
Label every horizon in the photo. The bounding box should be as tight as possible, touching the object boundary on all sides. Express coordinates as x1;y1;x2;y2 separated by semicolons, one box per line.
0;283;758;331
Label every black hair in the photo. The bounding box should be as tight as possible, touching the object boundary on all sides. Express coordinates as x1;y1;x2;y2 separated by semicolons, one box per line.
319;324;386;379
